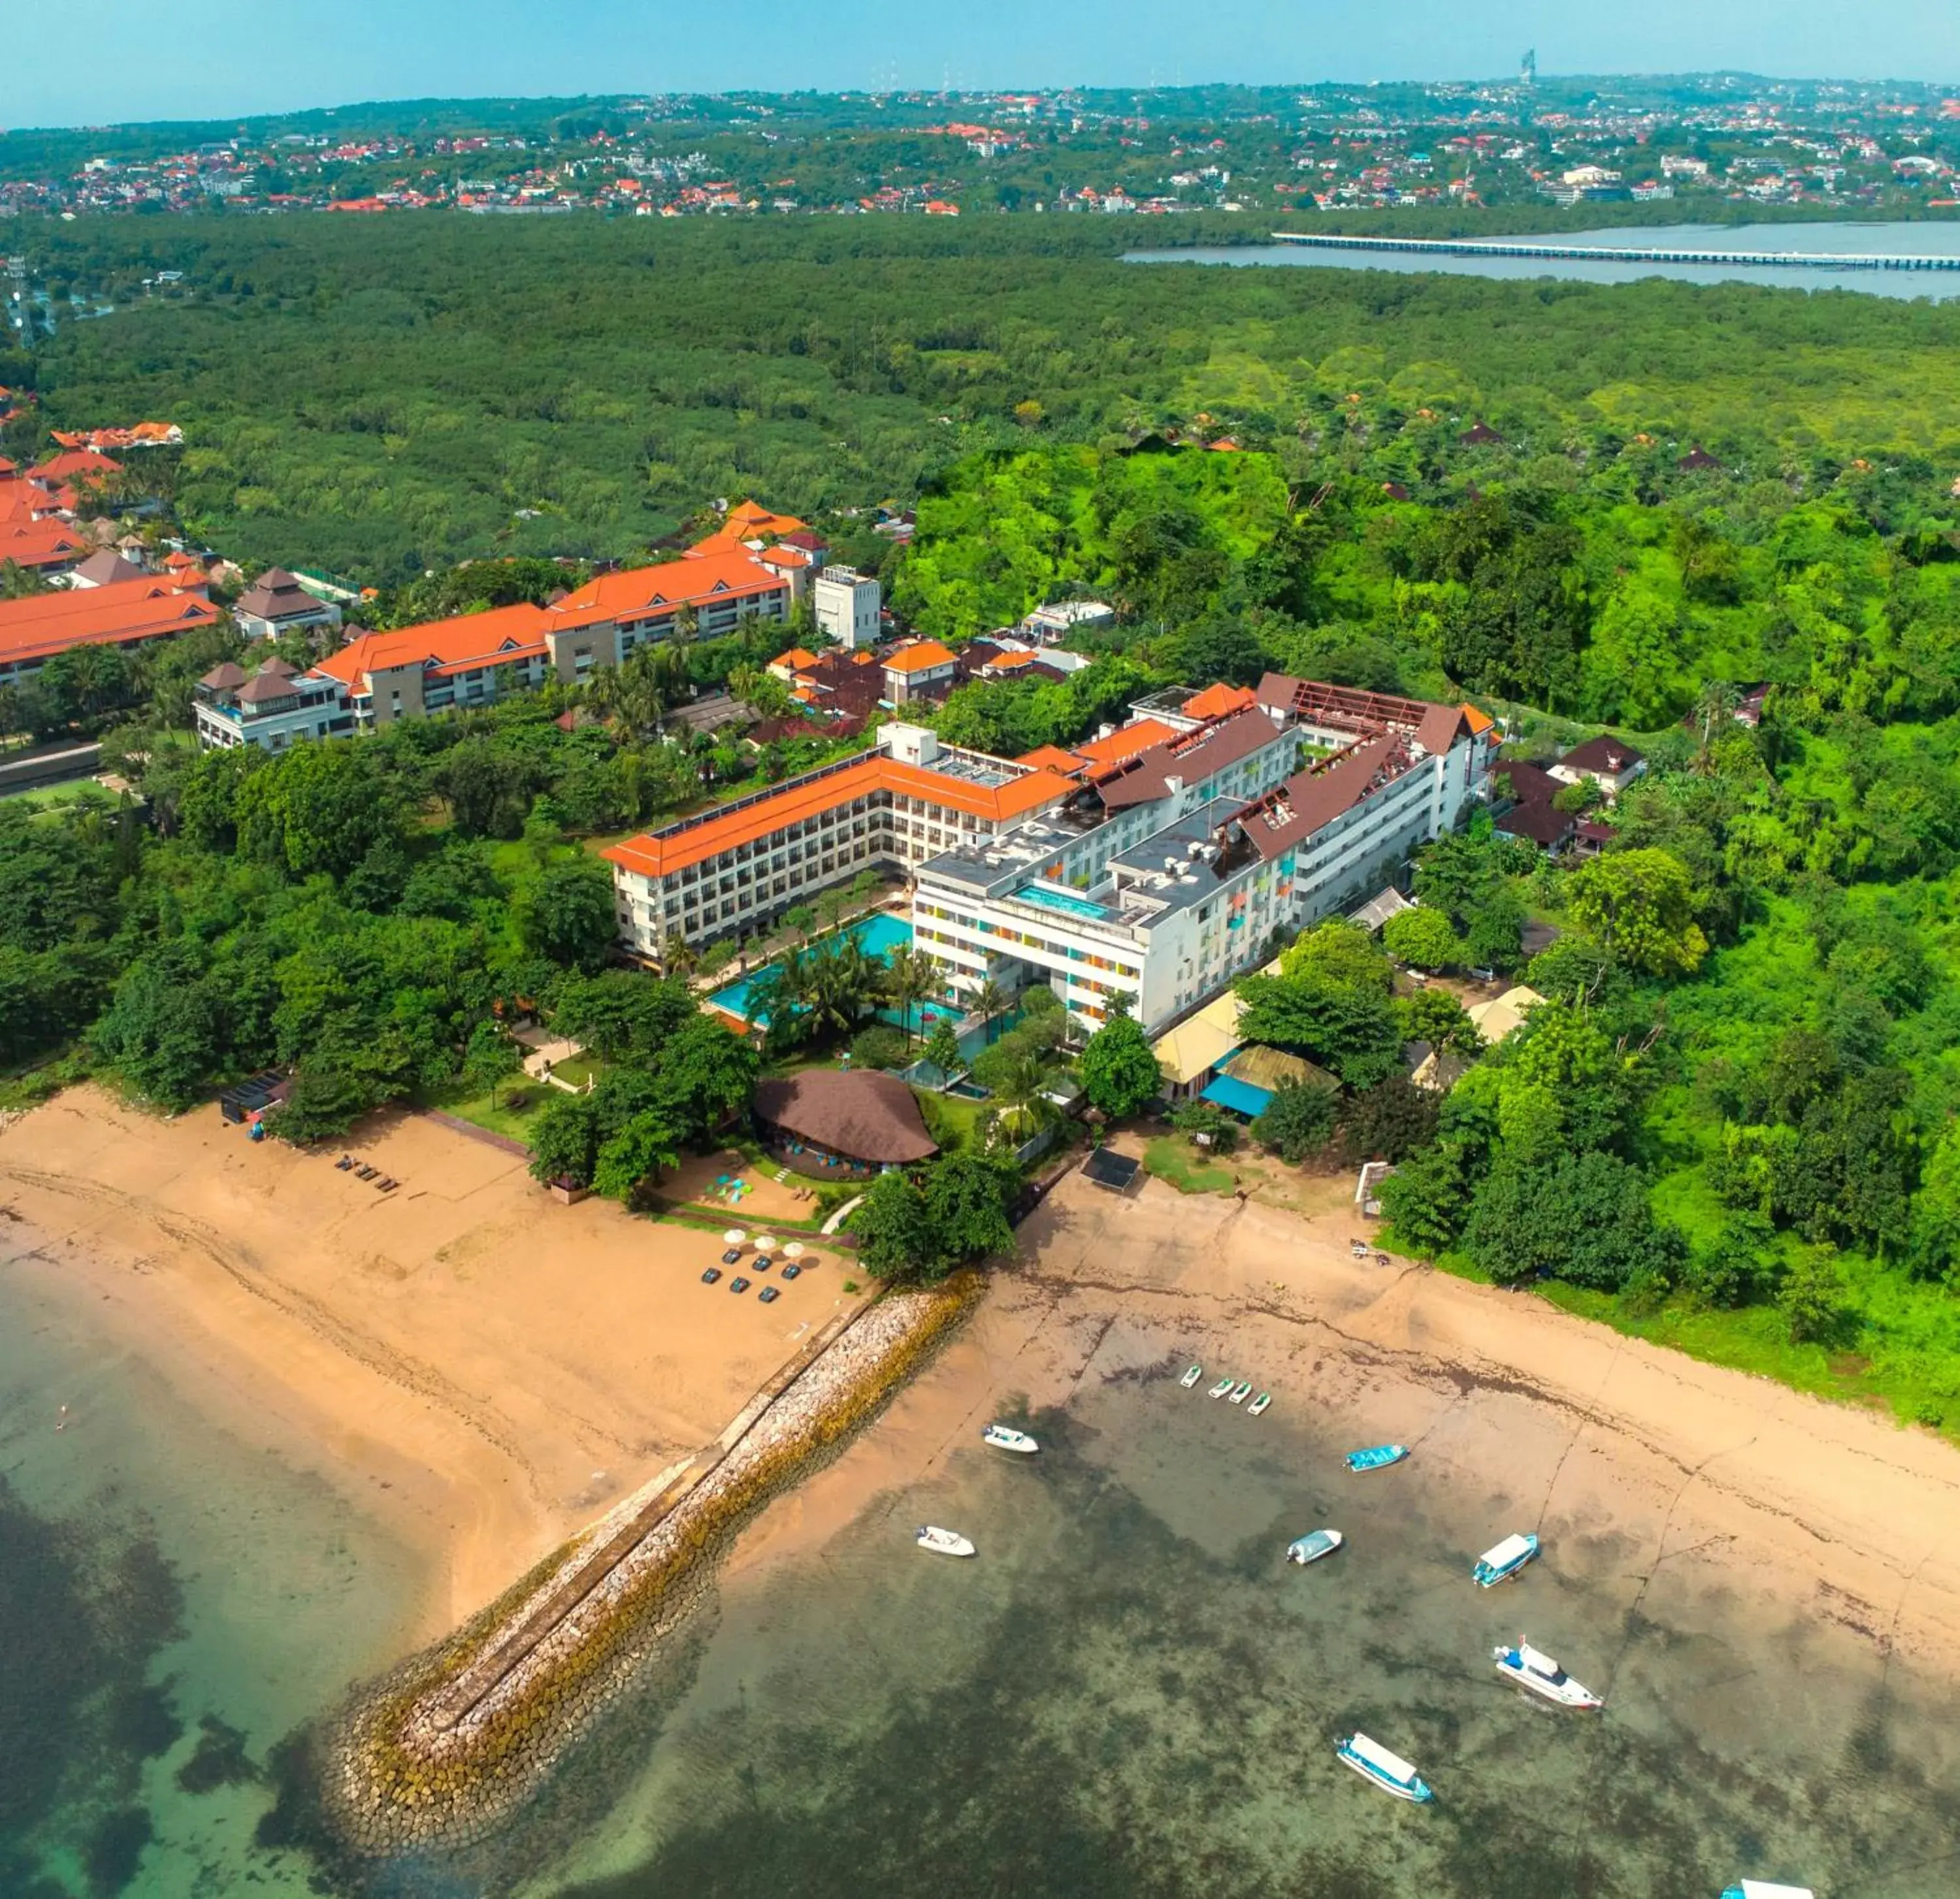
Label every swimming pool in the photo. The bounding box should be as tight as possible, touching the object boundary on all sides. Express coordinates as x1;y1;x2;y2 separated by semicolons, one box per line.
1015;883;1111;922
710;912;916;1027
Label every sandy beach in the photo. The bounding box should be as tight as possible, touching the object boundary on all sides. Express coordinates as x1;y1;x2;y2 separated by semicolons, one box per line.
730;1158;1960;1681
8;1086;1960;1691
0;1086;858;1636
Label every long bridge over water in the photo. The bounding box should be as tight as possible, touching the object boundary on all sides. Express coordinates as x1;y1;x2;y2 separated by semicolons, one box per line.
1269;231;1960;273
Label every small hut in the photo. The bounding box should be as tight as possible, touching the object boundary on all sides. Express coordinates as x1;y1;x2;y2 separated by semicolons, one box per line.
753;1070;938;1178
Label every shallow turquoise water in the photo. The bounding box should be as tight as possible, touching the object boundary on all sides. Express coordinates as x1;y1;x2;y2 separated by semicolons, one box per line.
8;1249;1959;1899
499;1370;1960;1899
0;1261;425;1898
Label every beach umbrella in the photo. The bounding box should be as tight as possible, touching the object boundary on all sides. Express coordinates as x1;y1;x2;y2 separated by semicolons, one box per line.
753;1234;779;1254
782;1242;806;1261
723;1229;746;1248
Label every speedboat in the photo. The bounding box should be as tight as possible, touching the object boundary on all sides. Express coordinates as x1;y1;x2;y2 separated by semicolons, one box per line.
1345;1444;1408;1473
1336;1732;1433;1803
1247;1392;1272;1417
1494;1637;1601;1709
1181;1363;1204;1389
1720;1885;1815;1899
1287;1528;1343;1565
1473;1532;1540;1588
916;1525;977;1557
1208;1376;1236;1398
1227;1381;1253;1406
982;1424;1039;1454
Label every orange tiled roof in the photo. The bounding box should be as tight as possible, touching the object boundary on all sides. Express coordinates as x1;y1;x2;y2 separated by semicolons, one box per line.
883;640;958;674
758;543;811;570
1184;682;1258;721
0;478;64;525
0;519;88;569
546;548;787;633
981;650;1039;670
31;449;123;485
603;755;1073;879
1462;703;1497;736
1073;717;1182;772
0;576;218;667
1015;744;1088;775
770;647;820;673
314;603;551;689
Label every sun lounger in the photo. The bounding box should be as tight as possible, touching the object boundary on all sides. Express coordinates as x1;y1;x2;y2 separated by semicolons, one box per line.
357;1166;377;1181
376;1178;395;1191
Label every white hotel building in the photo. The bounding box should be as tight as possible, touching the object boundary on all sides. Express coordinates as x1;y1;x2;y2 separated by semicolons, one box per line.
604;676;1496;1035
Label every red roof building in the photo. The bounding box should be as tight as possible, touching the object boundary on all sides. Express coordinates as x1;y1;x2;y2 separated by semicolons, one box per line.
0;575;219;685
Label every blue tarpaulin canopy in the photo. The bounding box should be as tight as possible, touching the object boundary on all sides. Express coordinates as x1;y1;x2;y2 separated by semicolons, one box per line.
1200;1074;1273;1119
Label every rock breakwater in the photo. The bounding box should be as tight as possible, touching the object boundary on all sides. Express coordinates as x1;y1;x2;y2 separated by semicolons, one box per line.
325;1275;980;1856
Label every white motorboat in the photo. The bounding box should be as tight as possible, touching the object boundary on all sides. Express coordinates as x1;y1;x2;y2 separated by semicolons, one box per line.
1721;1884;1815;1899
1286;1528;1343;1565
1227;1380;1253;1405
1493;1638;1602;1709
1336;1732;1433;1802
982;1424;1039;1454
1180;1363;1204;1389
1247;1391;1272;1417
1208;1376;1235;1398
915;1525;976;1557
1473;1532;1539;1587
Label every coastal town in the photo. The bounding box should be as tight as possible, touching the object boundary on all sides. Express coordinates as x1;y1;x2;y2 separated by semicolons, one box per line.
7;73;1960;254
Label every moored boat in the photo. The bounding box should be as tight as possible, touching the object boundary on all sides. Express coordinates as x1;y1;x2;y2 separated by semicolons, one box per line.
1345;1444;1408;1473
916;1525;977;1557
1181;1363;1204;1389
1208;1376;1236;1398
1720;1884;1815;1899
1227;1380;1253;1405
982;1424;1039;1454
1247;1391;1272;1417
1473;1532;1540;1587
1286;1528;1343;1565
1335;1732;1433;1802
1493;1637;1601;1709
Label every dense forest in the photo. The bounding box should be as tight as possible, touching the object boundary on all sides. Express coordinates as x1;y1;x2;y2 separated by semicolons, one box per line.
7;213;1960;1420
11;216;1960;584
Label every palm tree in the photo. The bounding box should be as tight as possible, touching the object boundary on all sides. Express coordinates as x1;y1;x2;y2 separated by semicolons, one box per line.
987;1044;1056;1148
970;976;1008;1044
1693;679;1739;775
882;946;935;1049
662;930;698;981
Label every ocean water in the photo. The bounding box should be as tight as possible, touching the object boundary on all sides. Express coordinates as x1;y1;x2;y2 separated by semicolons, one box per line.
0;1262;425;1898
8;1255;1960;1899
509;1368;1960;1899
1128;220;1960;301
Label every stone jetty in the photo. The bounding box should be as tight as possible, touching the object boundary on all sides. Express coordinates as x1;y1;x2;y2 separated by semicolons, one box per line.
326;1275;979;1855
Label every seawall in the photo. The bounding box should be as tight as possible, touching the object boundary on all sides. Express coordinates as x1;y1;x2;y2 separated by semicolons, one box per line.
325;1274;981;1855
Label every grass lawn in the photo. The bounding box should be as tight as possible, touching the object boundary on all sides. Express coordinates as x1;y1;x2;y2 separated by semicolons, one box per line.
917;1085;988;1151
1143;1136;1239;1197
3;779;122;812
426;1080;547;1149
546;1053;610;1091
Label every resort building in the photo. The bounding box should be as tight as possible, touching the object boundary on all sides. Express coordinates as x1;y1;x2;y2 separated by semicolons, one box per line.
305;549;794;732
0;572;220;690
604;674;1497;1038
193;657;357;751
751;1068;938;1179
604;721;1080;954
312;604;555;729
811;564;881;648
233;567;344;643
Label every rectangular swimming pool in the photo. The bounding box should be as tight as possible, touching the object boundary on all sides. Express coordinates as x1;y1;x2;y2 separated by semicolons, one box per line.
1015;883;1112;923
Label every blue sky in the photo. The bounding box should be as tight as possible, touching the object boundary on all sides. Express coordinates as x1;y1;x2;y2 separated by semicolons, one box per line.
8;1;1960;129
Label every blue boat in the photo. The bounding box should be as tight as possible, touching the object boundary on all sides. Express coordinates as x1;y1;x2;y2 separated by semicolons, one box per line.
1335;1732;1433;1802
1472;1532;1539;1587
1345;1444;1408;1473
